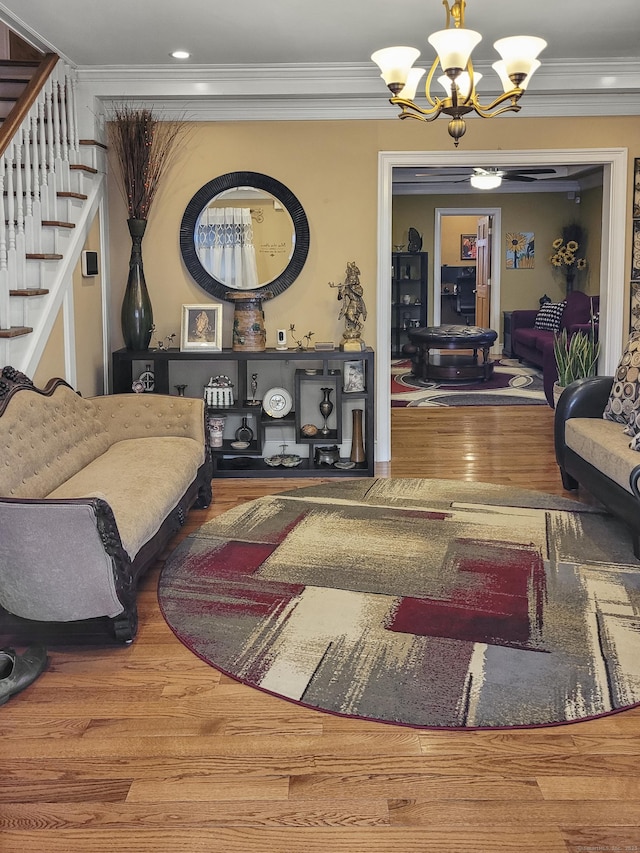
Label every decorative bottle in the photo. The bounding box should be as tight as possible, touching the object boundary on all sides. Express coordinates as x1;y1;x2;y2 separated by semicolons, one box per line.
235;417;254;443
350;408;365;464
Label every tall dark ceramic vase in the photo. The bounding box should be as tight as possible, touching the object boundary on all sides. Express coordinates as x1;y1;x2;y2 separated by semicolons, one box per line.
121;217;153;351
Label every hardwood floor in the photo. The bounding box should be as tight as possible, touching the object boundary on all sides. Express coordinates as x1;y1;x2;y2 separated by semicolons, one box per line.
1;405;639;853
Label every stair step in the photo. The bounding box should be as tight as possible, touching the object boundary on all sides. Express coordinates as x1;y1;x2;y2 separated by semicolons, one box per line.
26;253;63;260
70;164;99;175
42;220;75;229
0;76;32;84
0;60;40;68
56;191;88;200
0;326;32;338
9;289;49;297
79;139;108;150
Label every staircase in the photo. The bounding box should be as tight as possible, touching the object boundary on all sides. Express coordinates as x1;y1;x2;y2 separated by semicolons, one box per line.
0;53;106;375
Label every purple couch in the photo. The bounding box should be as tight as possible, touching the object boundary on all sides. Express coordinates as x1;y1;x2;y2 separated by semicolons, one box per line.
511;290;599;407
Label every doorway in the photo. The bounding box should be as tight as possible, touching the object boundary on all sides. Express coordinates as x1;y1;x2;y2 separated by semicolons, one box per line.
433;208;501;333
375;147;628;462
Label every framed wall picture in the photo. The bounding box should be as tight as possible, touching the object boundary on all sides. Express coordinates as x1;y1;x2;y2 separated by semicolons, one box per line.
343;359;365;393
460;234;477;260
180;304;222;352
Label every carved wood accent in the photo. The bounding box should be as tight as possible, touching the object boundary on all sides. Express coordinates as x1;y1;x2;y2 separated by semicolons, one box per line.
0;368;72;415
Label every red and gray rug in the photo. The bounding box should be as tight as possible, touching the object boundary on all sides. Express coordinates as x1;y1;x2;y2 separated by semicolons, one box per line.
159;479;640;729
391;358;546;406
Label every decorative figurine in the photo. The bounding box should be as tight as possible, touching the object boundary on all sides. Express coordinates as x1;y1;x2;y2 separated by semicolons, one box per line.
246;373;261;406
329;261;367;351
289;325;315;351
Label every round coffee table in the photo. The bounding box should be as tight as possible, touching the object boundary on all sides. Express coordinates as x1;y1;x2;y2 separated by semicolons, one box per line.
406;324;498;382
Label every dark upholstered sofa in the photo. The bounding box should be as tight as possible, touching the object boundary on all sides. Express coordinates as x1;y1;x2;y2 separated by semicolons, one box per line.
0;368;212;642
511;290;599;406
554;375;640;558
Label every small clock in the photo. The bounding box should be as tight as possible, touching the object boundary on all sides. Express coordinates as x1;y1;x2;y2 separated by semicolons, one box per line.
262;386;293;418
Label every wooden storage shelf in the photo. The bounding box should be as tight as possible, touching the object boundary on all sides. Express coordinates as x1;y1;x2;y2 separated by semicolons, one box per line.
111;347;375;478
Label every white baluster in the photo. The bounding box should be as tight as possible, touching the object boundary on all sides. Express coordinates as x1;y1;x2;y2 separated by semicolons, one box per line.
37;96;49;221
0;157;8;329
45;78;58;219
29;110;42;254
5;143;17;295
13;131;26;290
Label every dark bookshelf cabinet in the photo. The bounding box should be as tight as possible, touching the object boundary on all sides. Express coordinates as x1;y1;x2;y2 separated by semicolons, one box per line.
392;251;428;357
112;347;375;478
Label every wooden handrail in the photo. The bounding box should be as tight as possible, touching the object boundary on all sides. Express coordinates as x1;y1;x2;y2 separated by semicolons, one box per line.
0;52;59;159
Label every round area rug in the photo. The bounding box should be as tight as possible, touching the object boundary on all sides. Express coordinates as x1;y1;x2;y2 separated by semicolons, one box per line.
391;358;546;407
159;478;640;730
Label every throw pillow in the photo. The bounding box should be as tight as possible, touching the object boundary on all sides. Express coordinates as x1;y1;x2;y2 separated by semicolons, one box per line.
603;330;640;425
534;301;565;332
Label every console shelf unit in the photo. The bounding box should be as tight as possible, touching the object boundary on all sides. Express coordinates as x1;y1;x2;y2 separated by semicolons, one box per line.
112;347;375;478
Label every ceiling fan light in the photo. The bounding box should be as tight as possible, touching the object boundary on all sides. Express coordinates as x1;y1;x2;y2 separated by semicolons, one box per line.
438;70;482;99
427;28;482;75
470;171;502;190
371;46;421;89
398;67;427;99
493;36;547;81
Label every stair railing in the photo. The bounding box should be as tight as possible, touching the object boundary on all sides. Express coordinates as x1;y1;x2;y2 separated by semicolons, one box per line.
0;53;79;329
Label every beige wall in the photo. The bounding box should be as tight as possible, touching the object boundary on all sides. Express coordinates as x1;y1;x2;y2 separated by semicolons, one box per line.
106;115;640;363
33;307;65;387
74;214;104;396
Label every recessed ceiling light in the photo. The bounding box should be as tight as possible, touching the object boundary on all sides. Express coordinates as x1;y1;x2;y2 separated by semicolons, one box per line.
171;50;190;59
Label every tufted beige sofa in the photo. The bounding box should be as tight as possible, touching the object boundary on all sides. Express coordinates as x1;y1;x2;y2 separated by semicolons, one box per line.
0;367;212;642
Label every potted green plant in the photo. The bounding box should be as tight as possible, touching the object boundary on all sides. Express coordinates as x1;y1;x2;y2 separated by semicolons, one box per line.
552;323;600;408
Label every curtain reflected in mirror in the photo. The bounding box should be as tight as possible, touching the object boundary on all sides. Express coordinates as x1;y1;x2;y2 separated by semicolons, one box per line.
196;207;259;290
180;171;310;301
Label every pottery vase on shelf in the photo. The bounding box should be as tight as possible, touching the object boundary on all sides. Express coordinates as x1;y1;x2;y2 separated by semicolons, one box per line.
121;218;153;351
226;291;273;352
350;408;366;464
565;270;576;295
208;416;226;448
319;387;334;435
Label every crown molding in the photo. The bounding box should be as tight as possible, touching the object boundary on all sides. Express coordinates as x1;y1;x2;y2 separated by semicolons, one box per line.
75;58;640;121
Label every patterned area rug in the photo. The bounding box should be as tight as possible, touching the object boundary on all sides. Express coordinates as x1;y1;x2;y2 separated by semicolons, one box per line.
159;479;640;730
391;358;546;406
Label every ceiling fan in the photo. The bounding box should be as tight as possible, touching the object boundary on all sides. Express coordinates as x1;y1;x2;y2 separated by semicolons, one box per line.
415;166;557;182
470;167;557;183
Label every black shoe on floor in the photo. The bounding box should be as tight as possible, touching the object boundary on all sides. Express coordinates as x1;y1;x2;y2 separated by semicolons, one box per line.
0;645;48;706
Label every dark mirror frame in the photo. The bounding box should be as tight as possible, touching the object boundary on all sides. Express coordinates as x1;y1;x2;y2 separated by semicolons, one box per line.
179;171;310;301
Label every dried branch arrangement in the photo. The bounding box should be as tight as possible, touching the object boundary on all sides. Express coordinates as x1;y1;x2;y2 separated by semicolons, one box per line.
107;105;191;219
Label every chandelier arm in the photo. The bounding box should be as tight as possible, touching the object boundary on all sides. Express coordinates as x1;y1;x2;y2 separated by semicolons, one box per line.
460;58;476;106
472;89;524;116
474;102;523;120
390;98;443;122
423;56;442;108
397;109;443;124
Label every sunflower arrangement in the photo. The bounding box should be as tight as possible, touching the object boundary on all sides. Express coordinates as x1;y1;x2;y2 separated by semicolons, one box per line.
549;224;587;278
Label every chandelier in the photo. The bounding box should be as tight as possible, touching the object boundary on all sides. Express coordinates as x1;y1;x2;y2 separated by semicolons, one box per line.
371;0;546;147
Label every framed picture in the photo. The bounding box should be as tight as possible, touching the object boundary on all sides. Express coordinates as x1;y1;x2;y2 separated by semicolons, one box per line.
343;359;365;393
460;234;477;260
180;304;222;352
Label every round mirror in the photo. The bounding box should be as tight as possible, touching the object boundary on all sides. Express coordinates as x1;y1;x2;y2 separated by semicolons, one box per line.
180;171;310;301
